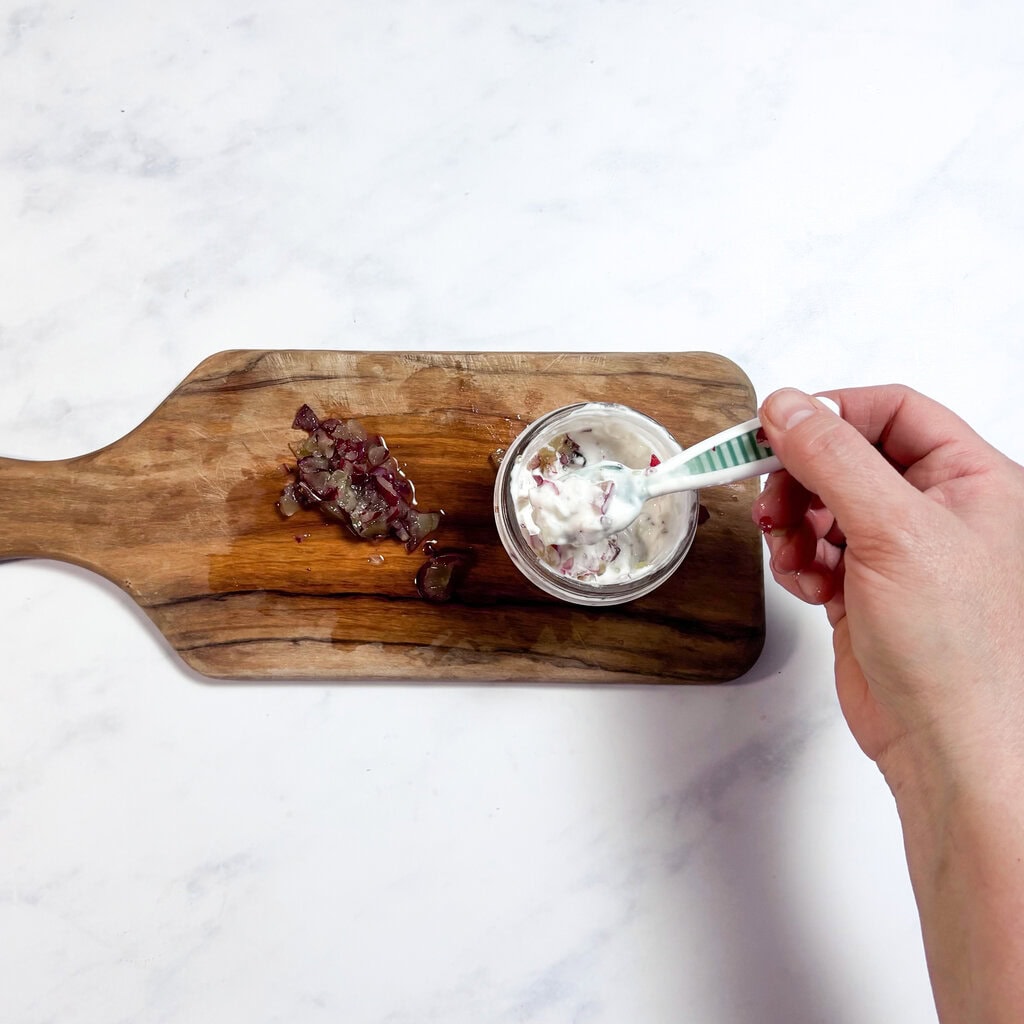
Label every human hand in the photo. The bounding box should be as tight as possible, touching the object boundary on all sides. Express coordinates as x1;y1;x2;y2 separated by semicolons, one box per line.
755;385;1024;1024
752;385;1024;773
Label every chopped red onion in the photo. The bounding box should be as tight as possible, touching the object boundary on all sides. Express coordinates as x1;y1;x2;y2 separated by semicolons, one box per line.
278;404;441;552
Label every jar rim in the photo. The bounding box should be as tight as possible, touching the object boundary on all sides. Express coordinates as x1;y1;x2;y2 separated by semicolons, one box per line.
493;403;699;606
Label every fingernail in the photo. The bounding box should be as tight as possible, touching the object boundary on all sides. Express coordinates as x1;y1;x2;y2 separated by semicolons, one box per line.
764;388;815;430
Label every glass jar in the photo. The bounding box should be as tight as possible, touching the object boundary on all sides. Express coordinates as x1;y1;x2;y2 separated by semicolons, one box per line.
493;402;699;606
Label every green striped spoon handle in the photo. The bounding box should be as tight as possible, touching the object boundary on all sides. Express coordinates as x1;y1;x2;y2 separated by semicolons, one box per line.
646;396;840;497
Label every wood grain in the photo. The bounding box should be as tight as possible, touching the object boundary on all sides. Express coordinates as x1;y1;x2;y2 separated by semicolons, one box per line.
0;351;766;682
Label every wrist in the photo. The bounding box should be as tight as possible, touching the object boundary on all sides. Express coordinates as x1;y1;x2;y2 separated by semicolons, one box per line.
878;703;1024;813
878;730;1024;1024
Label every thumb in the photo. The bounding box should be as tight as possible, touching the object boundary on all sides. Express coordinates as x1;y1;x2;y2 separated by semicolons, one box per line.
760;388;917;542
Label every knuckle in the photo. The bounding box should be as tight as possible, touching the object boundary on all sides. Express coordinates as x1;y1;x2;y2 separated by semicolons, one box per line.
797;417;851;464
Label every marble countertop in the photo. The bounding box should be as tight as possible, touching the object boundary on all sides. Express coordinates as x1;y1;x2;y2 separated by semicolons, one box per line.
3;2;1023;1021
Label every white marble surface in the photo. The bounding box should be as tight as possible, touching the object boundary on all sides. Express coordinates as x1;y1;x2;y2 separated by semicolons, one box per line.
2;2;1023;1021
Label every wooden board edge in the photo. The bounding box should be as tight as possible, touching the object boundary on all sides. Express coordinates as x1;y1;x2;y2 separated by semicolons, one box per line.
172;625;767;685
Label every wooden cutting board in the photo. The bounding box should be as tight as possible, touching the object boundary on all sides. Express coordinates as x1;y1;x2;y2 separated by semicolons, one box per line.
0;351;765;683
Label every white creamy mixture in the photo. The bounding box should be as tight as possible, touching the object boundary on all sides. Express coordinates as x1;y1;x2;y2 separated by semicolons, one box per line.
512;423;680;584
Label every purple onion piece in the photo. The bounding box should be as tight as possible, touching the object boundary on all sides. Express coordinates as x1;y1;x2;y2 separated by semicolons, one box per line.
292;404;320;433
415;551;473;603
278;404;441;552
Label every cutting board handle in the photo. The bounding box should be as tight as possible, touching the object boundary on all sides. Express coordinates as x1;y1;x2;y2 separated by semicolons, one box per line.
0;455;93;564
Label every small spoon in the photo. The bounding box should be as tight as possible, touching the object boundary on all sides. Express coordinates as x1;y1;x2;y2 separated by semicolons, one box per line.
536;398;838;546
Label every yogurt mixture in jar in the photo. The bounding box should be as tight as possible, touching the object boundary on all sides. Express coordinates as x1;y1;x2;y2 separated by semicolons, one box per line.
512;422;683;585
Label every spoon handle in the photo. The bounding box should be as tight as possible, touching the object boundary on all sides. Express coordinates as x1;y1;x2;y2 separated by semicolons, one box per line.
645;417;782;497
644;396;841;497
